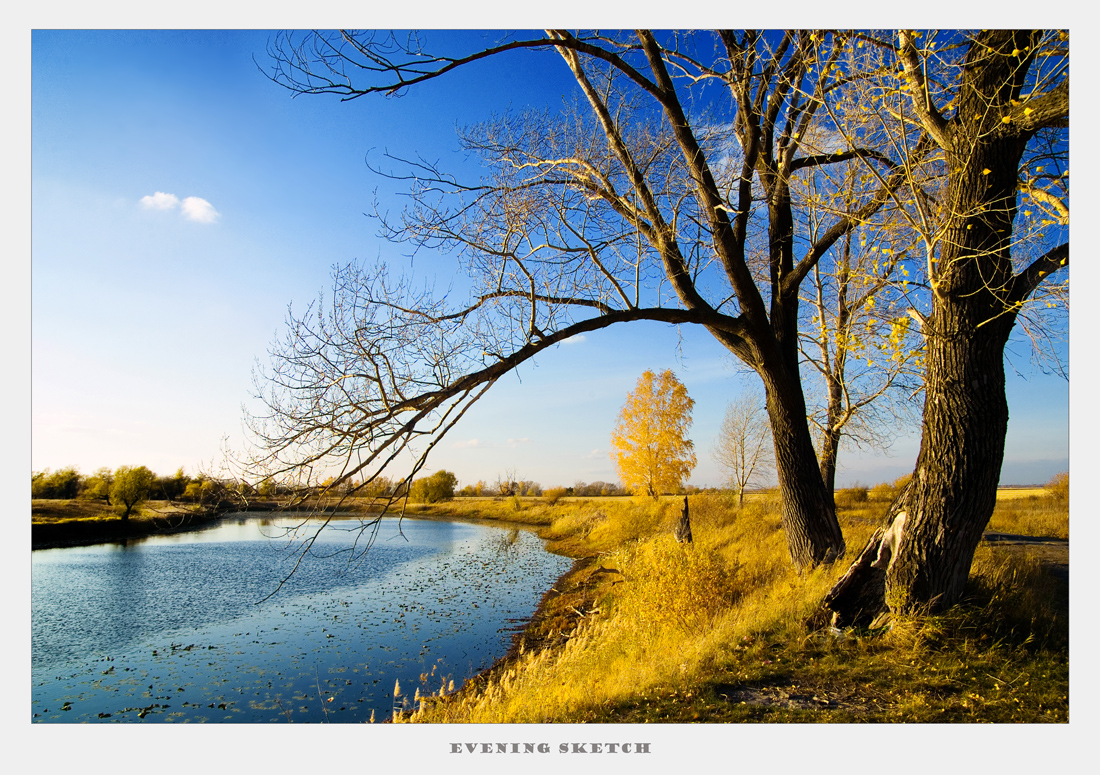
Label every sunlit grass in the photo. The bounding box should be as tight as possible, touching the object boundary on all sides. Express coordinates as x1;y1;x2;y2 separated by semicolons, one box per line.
986;494;1069;539
404;487;1067;724
34;484;1067;723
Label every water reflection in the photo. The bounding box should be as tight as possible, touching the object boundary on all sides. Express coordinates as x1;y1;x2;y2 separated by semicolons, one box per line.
32;517;569;723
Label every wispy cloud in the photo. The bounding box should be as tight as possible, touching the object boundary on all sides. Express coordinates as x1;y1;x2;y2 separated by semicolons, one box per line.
560;335;587;346
583;448;606;460
506;438;531;448
139;191;220;223
452;438;485;449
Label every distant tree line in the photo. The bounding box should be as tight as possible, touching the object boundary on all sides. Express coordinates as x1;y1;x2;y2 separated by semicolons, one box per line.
31;465;241;518
33;466;192;501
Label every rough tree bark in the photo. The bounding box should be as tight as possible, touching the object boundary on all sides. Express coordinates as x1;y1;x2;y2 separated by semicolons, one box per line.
823;30;1068;623
761;358;846;564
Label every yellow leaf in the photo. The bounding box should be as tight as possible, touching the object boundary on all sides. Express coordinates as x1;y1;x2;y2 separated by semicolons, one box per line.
610;370;696;498
982;168;991;175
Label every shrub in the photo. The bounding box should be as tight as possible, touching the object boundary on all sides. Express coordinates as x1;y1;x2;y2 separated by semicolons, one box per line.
408;470;458;503
612;535;742;632
834;485;869;509
543;487;568;506
868;482;895;502
1046;471;1068;503
685;491;739;532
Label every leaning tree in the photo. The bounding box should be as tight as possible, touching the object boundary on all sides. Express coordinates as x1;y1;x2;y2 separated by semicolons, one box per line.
250;30;937;570
822;30;1068;622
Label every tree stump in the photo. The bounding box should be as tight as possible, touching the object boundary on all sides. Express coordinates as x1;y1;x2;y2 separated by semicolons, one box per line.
674;496;692;544
816;479;915;628
818;527;887;628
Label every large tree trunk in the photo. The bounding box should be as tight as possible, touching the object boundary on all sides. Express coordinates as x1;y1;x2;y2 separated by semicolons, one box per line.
762;366;846;570
821;30;1060;623
885;303;1013;614
825;305;1014;623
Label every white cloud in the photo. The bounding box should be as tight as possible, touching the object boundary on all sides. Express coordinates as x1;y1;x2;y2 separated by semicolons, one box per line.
139;192;220;224
139;191;180;210
180;196;220;224
561;335;587;346
583;448;606;459
506;438;532;447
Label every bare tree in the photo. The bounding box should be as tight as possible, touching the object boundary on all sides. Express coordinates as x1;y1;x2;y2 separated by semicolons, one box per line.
249;30;941;571
797;166;925;497
713;392;774;506
822;30;1068;623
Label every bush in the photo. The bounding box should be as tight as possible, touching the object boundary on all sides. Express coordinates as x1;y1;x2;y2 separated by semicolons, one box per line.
834;485;869;509
1046;471;1068;503
613;535;742;632
685;491;739;532
543;487;568;506
868;482;895;502
408;470;458;503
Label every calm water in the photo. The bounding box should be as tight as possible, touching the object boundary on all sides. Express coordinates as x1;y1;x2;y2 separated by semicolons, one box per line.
31;516;571;723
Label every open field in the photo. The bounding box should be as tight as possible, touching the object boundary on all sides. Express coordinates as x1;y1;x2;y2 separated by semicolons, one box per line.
995;487;1051;501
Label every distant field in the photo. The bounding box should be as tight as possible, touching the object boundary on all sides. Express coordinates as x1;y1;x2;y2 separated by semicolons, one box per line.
995;487;1049;501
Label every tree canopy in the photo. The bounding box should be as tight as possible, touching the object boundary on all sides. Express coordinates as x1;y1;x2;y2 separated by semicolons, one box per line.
611;369;696;498
248;30;1067;594
110;465;156;520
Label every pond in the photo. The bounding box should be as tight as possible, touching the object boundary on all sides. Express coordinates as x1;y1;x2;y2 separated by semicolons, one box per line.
31;515;572;723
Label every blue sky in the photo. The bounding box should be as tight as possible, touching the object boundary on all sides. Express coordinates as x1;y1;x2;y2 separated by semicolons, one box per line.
29;29;1070;490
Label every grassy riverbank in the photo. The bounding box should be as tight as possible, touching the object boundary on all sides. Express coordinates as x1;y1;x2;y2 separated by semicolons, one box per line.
398;489;1068;723
31;499;226;548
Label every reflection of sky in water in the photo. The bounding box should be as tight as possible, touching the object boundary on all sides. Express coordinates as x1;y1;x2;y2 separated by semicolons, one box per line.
32;517;570;723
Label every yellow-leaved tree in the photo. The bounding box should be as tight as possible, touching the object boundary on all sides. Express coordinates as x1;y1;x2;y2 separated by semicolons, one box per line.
610;370;696;499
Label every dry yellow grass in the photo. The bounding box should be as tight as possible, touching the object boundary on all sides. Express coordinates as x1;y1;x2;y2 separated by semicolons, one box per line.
403;487;1067;724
